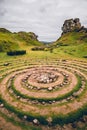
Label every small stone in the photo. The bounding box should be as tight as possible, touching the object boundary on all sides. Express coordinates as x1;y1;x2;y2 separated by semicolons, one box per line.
82;81;85;85
30;86;33;89
28;85;31;89
32;100;38;104
9;89;13;94
63;73;66;76
24;115;27;119
33;119;39;125
17;96;20;99
66;74;69;77
42;101;45;105
60;84;63;87
47;80;50;83
67;97;71;101
53;101;56;103
37;87;40;90
49;101;52;104
24;78;27;80
49;79;52;82
0;103;4;107
4;63;10;66
72;93;78;97
0;76;3;79
48;87;53;91
7;84;11;89
25;84;29;87
63;82;66;85
47;117;52;124
53;78;57;82
12;76;15;79
26;76;29;79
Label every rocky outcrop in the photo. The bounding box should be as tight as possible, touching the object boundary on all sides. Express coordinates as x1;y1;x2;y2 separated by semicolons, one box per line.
62;18;82;34
28;32;38;40
18;31;38;41
0;28;11;33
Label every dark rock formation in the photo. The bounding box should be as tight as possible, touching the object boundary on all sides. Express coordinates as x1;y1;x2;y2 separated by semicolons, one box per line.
28;32;38;40
62;18;82;34
0;28;11;33
18;31;38;41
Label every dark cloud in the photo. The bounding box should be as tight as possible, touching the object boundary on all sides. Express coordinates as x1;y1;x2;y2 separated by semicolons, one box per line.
0;0;4;3
0;0;87;41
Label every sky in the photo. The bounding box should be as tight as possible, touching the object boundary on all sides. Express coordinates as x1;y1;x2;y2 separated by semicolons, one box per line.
0;0;87;41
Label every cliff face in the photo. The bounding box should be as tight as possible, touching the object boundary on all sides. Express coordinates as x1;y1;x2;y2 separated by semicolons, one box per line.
62;18;82;34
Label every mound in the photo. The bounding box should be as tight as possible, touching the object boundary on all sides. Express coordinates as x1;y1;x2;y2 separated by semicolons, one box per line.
0;29;42;52
0;28;11;33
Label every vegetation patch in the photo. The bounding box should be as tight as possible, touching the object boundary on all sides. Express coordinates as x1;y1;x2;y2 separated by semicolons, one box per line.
7;50;26;56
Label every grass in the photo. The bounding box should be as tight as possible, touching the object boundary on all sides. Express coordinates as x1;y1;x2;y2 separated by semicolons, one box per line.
0;95;48;125
1;86;87;126
0;71;85;126
0;112;41;130
9;75;82;103
0;40;87;63
0;28;87;60
0;31;42;52
52;104;87;126
0;57;87;129
0;29;87;129
54;31;87;58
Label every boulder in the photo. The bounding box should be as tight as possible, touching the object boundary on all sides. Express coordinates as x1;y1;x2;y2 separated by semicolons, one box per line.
62;18;82;34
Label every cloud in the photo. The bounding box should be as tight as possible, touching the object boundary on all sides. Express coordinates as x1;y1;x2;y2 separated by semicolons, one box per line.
0;0;4;3
0;0;6;16
0;9;6;16
21;0;38;3
0;0;87;41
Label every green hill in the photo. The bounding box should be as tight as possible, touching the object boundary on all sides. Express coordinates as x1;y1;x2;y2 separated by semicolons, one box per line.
53;31;87;58
53;18;87;58
0;28;11;33
0;28;42;52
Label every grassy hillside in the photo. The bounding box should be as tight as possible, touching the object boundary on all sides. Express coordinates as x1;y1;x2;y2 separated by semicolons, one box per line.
0;27;87;59
0;28;42;52
53;31;87;58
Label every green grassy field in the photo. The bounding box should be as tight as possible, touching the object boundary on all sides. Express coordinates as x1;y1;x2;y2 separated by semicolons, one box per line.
0;28;87;61
0;29;87;130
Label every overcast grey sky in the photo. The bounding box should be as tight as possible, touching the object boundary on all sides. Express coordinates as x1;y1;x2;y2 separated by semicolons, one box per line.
0;0;87;41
